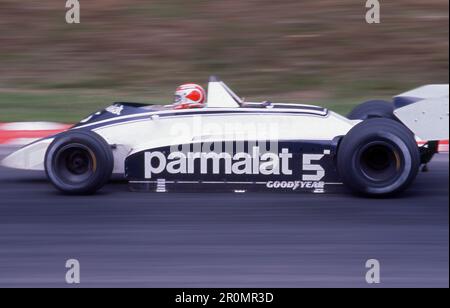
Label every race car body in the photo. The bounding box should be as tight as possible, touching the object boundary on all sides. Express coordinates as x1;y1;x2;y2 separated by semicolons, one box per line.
2;77;448;196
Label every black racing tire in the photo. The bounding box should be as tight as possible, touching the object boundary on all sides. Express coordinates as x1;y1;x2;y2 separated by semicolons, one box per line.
45;130;114;195
347;100;396;121
337;118;420;197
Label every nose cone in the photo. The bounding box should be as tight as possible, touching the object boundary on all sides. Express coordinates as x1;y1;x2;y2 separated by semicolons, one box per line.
1;139;53;171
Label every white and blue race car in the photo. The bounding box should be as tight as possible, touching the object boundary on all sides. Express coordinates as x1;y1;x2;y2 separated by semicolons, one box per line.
2;77;449;196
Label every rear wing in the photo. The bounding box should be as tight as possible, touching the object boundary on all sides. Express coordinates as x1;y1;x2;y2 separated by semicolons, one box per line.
394;84;449;141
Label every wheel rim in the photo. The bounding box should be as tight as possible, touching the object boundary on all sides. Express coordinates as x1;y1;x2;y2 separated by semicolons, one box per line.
53;144;96;185
357;141;403;184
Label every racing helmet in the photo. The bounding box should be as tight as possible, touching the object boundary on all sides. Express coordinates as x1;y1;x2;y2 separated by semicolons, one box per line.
173;83;206;109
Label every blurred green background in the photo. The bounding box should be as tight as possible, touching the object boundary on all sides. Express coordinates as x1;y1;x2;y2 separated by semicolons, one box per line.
0;0;448;122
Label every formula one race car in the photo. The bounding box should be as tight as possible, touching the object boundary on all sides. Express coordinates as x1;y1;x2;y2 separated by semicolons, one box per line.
2;77;449;196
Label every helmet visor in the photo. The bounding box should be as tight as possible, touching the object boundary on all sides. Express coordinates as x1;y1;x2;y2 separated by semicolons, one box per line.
174;94;183;104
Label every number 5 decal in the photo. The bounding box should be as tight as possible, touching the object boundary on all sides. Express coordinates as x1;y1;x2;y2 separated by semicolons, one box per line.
302;154;325;181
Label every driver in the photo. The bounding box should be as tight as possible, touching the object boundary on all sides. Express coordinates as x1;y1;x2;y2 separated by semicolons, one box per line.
172;83;206;109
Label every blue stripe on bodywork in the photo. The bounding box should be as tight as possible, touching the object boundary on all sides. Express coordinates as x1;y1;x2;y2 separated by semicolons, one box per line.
74;109;329;132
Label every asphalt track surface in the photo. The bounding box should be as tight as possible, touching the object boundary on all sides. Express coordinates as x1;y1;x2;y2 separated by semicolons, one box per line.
0;150;448;288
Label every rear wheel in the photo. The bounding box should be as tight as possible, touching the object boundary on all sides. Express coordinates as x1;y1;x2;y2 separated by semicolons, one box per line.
337;118;420;196
347;100;395;120
45;131;114;194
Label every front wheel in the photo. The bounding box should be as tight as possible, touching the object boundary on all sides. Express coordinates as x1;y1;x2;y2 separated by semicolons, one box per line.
45;131;114;194
337;118;420;197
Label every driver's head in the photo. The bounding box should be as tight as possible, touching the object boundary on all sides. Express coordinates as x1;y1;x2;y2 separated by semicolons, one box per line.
173;84;206;109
